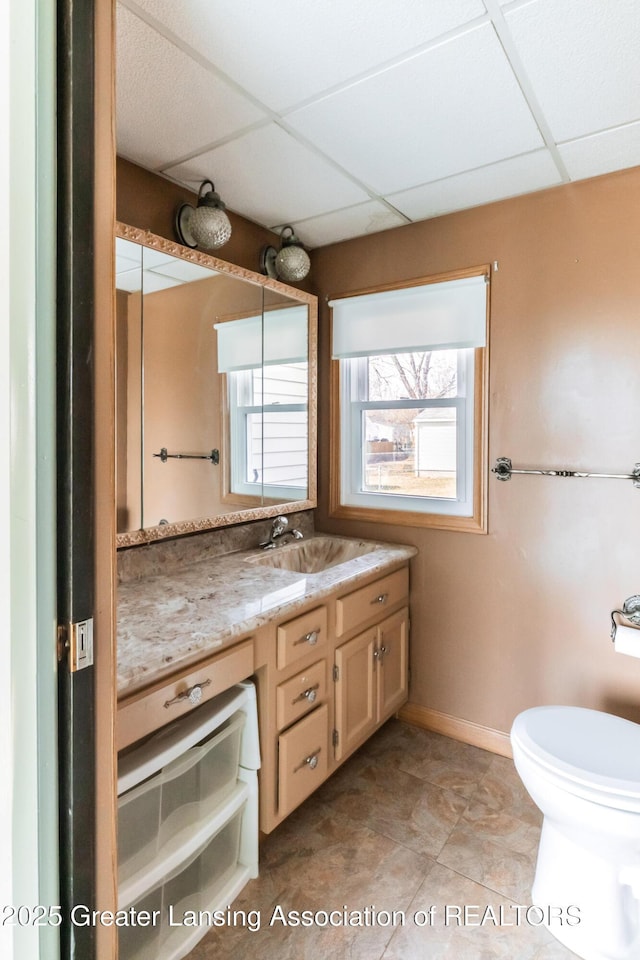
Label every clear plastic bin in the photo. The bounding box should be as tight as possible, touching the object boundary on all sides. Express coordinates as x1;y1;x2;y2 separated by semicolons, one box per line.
119;801;246;960
118;710;244;887
118;886;162;960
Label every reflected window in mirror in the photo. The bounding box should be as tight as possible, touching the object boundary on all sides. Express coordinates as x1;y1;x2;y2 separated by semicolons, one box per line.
215;304;309;505
227;362;308;502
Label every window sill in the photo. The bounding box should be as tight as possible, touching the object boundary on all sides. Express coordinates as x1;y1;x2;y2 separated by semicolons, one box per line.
328;501;487;534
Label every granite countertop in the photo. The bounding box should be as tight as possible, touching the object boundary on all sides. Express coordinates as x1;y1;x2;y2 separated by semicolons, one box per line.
117;534;417;698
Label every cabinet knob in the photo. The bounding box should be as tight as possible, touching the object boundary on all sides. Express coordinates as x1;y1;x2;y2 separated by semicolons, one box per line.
292;683;319;706
294;629;320;646
163;678;211;709
294;747;321;772
371;593;388;605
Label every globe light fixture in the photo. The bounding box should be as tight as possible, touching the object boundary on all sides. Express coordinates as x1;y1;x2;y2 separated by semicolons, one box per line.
175;180;232;250
260;225;310;283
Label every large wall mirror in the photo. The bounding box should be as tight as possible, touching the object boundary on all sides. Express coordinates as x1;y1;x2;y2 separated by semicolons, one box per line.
115;223;317;547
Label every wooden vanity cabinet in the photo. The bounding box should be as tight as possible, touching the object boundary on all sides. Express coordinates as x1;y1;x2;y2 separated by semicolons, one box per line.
257;562;410;834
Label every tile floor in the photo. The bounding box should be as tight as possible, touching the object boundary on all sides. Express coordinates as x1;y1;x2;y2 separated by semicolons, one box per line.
188;720;579;959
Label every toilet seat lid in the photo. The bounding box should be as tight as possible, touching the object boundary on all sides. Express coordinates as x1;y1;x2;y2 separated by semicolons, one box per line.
512;706;640;801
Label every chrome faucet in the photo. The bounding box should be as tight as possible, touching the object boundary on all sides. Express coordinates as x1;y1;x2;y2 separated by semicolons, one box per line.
260;516;304;549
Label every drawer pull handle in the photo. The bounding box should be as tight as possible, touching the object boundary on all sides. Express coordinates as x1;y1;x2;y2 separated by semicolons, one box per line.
292;683;319;705
294;748;321;772
371;593;389;605
294;629;320;647
163;678;211;709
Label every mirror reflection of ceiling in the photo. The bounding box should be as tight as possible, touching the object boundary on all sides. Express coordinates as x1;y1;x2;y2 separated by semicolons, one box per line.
116;0;640;250
115;237;220;293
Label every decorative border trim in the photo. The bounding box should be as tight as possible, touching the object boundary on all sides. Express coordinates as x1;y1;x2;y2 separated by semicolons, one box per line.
397;702;513;758
114;222;318;548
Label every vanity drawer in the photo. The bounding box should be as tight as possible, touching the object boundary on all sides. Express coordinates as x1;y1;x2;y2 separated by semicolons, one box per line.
117;640;254;751
277;606;328;670
336;567;409;637
276;660;326;731
278;704;328;816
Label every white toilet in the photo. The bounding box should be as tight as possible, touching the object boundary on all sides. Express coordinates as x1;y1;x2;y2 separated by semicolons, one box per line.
511;705;640;960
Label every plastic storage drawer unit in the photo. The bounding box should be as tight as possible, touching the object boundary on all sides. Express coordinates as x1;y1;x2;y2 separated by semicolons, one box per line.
118;710;245;888
117;682;260;960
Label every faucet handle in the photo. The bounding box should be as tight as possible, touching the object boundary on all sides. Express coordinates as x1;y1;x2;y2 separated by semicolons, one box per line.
272;515;288;535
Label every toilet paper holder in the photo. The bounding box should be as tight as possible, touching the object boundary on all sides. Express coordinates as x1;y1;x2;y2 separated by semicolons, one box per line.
610;595;640;641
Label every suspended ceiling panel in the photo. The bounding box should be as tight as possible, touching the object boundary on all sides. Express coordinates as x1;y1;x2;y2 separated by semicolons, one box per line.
117;0;640;248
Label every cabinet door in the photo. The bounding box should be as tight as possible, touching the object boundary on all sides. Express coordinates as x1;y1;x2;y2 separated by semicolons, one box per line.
334;627;377;762
377;608;409;721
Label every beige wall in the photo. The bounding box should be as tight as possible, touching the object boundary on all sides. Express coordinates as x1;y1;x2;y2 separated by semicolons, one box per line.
312;166;640;734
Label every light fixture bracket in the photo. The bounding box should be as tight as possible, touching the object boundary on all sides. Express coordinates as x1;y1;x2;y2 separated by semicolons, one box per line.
175;204;198;248
260;244;279;279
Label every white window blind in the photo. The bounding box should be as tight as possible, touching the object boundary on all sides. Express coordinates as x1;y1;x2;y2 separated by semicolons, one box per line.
330;274;487;359
214;305;308;372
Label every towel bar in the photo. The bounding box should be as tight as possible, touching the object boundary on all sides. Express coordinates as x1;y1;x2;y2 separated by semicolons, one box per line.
492;457;640;487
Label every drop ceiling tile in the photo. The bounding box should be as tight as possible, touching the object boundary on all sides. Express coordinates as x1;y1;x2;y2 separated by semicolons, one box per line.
163;124;370;227
116;268;142;293
286;202;409;249
559;123;640;182
142;273;183;294
286;23;544;196
504;0;640;142
128;0;487;111
116;252;140;274
150;260;219;283
387;150;562;220
116;237;142;265
116;5;266;170
140;248;177;268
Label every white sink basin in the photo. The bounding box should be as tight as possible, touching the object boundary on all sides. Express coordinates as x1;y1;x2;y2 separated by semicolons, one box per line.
246;536;380;575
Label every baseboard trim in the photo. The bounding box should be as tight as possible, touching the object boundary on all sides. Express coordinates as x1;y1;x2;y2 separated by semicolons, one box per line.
398;702;513;759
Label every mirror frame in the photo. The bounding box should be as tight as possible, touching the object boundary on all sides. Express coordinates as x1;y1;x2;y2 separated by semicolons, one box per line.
115;221;318;548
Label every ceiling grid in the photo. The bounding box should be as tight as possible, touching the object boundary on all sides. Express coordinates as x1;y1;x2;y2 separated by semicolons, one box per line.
116;0;640;248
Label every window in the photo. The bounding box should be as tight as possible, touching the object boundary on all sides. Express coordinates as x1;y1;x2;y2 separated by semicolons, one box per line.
215;305;309;502
227;362;308;501
330;270;489;532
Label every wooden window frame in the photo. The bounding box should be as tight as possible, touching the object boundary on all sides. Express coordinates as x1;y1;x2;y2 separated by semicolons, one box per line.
329;266;490;534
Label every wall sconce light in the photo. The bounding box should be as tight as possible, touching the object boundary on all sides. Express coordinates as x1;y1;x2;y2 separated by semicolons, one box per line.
175;180;232;250
260;225;310;282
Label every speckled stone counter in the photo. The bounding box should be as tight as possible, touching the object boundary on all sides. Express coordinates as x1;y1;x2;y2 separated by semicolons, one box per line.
117;534;417;698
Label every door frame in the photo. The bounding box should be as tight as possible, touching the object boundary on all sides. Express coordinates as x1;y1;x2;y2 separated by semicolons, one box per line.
56;0;117;955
